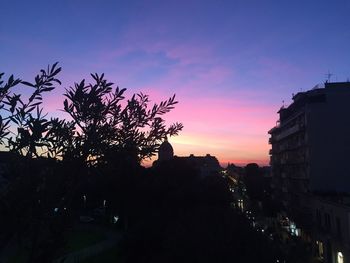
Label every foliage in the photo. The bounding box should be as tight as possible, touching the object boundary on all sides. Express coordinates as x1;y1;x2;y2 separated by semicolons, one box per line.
0;63;183;262
0;72;21;143
0;63;183;163
63;73;183;165
0;63;61;157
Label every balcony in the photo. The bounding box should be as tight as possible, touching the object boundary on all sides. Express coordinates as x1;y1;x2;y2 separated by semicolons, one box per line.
268;123;280;134
289;171;308;179
285;141;306;151
275;124;301;141
286;155;307;165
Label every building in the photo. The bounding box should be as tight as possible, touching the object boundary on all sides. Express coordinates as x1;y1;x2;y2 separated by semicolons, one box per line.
310;194;350;263
154;140;221;177
268;82;350;209
176;154;221;177
157;138;174;162
268;82;350;263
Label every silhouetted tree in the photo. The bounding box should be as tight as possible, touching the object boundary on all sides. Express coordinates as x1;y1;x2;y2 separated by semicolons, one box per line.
0;63;61;158
0;63;183;261
59;73;184;230
0;64;67;262
62;73;183;166
0;73;21;143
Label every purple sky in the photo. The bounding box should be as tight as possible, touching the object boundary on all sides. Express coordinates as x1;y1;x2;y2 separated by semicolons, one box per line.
1;0;350;166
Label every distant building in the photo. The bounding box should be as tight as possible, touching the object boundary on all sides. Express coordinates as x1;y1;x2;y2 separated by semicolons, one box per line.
154;140;221;177
268;82;350;208
225;163;244;180
176;154;221;177
157;138;174;162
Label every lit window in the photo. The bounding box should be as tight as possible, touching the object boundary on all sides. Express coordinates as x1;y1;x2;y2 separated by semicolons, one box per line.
113;216;119;224
237;199;244;211
316;241;324;259
337;252;343;263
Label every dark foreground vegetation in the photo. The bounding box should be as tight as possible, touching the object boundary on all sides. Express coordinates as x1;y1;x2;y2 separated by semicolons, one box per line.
0;63;281;262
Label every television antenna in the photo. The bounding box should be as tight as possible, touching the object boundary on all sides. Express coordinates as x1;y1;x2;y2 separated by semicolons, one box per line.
325;70;333;83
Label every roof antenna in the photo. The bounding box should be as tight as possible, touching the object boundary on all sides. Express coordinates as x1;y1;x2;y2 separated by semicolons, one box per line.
325;70;333;83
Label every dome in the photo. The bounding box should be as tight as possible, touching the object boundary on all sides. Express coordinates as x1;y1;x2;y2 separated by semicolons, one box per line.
158;139;174;161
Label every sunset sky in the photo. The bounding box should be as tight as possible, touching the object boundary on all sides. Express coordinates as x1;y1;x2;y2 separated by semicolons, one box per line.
1;0;350;166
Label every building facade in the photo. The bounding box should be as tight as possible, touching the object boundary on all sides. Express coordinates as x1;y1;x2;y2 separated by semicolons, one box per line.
311;195;350;263
268;82;350;263
154;140;221;177
269;82;350;209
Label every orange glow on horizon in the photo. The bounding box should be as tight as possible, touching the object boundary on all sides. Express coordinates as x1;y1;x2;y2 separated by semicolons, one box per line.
142;135;270;168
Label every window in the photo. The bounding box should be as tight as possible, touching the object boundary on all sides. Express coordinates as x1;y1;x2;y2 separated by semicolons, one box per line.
337;252;344;263
324;213;331;231
336;217;342;239
316;209;321;228
316;241;324;259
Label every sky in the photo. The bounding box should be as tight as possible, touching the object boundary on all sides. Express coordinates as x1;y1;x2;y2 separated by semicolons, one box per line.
1;0;350;166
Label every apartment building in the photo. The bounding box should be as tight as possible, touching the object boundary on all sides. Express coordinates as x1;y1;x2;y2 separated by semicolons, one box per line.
311;195;350;263
269;82;350;209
